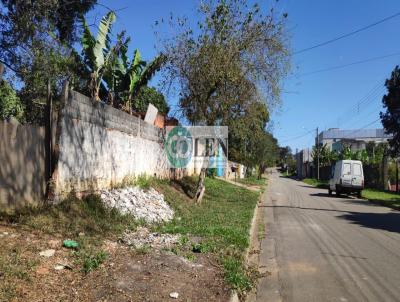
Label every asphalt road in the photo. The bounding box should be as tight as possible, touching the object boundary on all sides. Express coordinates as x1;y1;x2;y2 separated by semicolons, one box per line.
256;170;400;302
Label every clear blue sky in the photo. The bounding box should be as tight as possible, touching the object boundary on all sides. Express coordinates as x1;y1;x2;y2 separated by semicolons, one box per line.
89;0;400;153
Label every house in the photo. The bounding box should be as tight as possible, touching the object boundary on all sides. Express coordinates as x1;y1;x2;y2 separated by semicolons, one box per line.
296;148;313;178
318;128;391;151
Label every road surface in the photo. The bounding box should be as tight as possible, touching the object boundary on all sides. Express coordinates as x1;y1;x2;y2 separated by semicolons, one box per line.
257;170;400;302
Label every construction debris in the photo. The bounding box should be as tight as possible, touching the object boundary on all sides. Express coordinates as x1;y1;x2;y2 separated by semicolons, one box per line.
100;187;174;223
120;227;180;249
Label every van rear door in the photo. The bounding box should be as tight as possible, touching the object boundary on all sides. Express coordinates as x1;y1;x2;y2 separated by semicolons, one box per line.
342;162;352;186
351;162;363;187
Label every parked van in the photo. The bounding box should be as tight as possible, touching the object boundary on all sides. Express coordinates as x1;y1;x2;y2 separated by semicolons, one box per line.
328;160;364;197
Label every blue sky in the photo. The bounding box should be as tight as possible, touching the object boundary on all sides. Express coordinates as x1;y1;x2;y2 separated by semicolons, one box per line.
90;0;400;153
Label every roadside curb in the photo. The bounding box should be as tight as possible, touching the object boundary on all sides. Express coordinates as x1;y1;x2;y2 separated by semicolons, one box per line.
229;189;264;302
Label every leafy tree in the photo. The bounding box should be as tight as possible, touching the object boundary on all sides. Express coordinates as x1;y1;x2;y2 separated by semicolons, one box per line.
0;0;96;124
157;0;289;201
0;80;23;121
0;0;96;71
158;0;289;126
134;86;169;114
81;13;166;111
228;101;270;165
252;132;279;178
380;65;400;156
81;11;116;101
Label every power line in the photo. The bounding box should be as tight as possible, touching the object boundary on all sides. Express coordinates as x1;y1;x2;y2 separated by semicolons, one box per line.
294;12;400;55
300;52;400;77
341;118;381;138
334;86;385;128
280;129;314;144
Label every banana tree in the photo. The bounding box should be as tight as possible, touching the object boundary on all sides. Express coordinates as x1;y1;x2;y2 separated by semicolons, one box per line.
103;31;130;106
81;11;116;101
118;50;166;113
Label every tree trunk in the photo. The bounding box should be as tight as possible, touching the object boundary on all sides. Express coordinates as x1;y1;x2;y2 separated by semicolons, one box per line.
383;154;389;191
195;168;206;203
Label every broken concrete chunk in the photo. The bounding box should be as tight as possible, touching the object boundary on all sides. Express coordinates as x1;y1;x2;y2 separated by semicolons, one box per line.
100;187;174;223
39;249;55;257
121;227;180;249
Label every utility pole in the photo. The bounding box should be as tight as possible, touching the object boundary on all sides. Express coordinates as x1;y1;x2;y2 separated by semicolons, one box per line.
0;63;4;81
396;159;399;194
316;127;320;180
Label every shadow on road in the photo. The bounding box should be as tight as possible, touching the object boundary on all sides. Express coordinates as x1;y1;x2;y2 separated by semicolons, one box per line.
263;205;400;233
338;212;400;234
310;192;349;199
260;204;355;214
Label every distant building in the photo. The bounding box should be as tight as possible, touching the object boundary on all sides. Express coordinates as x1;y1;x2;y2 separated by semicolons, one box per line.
296;148;313;179
317;128;391;151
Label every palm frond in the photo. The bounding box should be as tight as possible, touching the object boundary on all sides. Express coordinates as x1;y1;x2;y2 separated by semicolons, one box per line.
93;11;116;69
81;16;96;70
131;53;167;96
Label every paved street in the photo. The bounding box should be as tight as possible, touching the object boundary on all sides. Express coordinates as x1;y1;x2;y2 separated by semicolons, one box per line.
257;170;400;302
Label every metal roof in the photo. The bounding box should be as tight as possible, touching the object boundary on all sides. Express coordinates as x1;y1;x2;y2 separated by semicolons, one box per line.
320;129;392;140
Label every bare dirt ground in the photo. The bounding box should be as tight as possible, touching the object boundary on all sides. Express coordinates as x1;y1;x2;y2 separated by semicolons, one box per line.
0;224;230;302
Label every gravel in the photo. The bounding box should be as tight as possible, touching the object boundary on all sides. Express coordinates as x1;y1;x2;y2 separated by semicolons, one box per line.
100;187;174;224
121;227;180;249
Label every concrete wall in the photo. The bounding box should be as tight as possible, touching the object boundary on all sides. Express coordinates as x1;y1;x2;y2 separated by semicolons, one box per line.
53;91;173;197
0;119;47;209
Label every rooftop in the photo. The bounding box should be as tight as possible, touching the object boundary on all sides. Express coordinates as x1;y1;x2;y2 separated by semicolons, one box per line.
319;128;391;140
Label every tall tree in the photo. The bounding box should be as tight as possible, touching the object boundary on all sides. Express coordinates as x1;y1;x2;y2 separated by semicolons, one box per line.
380;65;400;156
158;0;290;126
0;0;96;124
0;79;23;121
0;0;96;71
134;86;169;114
157;0;290;201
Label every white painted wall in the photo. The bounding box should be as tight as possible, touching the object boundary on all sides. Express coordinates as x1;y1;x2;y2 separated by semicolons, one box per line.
53;91;172;197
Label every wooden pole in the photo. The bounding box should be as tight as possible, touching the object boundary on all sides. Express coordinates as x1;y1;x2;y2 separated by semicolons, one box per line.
45;79;53;187
396;159;399;194
316;127;320;180
0;63;4;82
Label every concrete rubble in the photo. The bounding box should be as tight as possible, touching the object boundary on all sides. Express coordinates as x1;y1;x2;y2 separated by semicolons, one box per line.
120;227;180;249
39;249;55;257
100;187;174;224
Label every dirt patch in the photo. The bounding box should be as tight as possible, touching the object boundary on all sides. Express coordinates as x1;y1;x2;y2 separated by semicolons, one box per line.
0;224;230;302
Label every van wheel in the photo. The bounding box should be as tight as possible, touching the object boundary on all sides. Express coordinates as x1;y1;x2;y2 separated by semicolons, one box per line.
357;191;362;198
328;189;332;195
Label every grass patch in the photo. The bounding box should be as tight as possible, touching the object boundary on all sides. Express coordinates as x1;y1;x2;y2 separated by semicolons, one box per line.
2;194;138;237
0;194;140;275
361;189;400;210
303;178;328;189
0;246;39;300
237;176;267;187
80;250;108;274
154;177;259;294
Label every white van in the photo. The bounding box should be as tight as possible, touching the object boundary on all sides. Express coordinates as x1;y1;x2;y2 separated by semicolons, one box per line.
328;160;364;197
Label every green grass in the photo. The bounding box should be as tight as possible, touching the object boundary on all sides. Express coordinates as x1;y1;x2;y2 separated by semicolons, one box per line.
153;176;260;294
303;178;329;189
237;175;267;187
361;188;400;210
2;194;139;237
0;194;140;274
0;246;39;300
80;250;108;274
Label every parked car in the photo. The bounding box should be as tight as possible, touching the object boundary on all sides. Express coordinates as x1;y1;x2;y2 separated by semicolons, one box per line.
328;160;364;197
